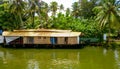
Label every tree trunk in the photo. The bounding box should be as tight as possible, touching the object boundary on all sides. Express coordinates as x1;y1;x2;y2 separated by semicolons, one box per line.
18;12;23;29
107;15;111;46
107;28;111;45
32;12;35;28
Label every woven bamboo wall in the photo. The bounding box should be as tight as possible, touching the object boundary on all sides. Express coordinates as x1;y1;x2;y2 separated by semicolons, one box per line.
34;37;40;44
23;37;27;44
23;37;51;44
34;37;51;44
57;37;65;44
68;37;78;44
23;37;34;44
23;37;79;44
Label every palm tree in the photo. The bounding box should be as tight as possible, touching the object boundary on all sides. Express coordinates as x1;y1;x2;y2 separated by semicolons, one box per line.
65;8;71;17
59;4;64;12
27;0;41;28
50;1;58;16
39;1;49;28
9;0;26;29
94;0;120;44
28;0;36;28
72;2;80;18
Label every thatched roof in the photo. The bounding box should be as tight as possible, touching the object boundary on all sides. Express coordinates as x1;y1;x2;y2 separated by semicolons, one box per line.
3;29;81;37
14;29;72;32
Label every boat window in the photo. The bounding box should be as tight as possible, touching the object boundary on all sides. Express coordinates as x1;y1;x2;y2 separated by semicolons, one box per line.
65;37;68;44
50;37;57;44
27;37;34;44
38;37;41;39
43;37;46;39
0;30;2;35
54;37;57;44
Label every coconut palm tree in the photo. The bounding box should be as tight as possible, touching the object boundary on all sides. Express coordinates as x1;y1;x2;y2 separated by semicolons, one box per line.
9;0;26;29
59;4;64;12
65;8;71;17
39;1;49;28
94;0;120;44
50;1;58;16
27;0;41;28
72;2;80;18
27;0;36;28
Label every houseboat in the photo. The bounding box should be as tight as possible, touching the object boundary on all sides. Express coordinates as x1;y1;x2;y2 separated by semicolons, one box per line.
2;29;81;46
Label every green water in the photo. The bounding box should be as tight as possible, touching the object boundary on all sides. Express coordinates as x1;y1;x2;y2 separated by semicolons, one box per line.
0;46;120;69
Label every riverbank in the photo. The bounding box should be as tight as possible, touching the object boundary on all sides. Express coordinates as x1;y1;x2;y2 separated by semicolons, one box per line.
0;44;120;50
0;44;85;49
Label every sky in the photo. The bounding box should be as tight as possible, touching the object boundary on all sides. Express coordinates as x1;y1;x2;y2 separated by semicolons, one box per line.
43;0;78;9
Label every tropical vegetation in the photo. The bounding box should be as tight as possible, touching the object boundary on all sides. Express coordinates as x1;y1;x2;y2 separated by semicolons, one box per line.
0;0;120;44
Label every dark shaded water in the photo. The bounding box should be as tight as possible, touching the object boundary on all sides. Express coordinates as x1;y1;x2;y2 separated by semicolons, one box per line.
0;46;120;69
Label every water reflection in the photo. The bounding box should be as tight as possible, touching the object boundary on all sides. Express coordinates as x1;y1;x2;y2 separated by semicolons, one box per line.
114;50;120;69
49;52;80;69
0;48;80;69
51;58;78;68
27;59;39;69
0;47;120;69
0;51;8;64
103;48;107;56
114;50;119;59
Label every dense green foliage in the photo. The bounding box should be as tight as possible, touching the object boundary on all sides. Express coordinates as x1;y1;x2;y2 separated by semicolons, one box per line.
93;0;120;43
0;3;20;30
0;0;120;38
